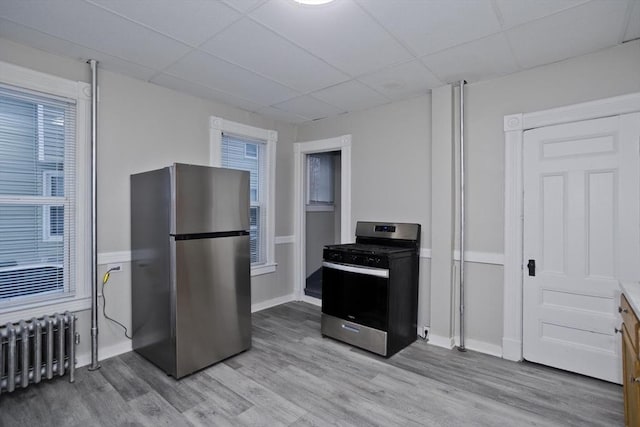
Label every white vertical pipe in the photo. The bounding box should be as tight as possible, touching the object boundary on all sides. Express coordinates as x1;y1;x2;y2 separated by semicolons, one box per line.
458;80;467;352
88;59;101;371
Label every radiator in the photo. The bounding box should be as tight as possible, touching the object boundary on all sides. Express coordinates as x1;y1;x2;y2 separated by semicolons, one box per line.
0;312;77;394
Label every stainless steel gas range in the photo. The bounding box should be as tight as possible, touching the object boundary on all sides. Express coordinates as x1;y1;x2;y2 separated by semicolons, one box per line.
321;221;421;357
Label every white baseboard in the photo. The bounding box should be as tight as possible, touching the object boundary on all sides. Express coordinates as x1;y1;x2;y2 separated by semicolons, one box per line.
251;293;296;313
428;334;456;349
300;295;322;307
76;340;133;368
501;337;522;361
455;336;503;358
428;334;503;358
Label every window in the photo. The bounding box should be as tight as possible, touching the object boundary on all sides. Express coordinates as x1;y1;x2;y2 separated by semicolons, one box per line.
43;171;64;242
221;135;263;263
306;152;335;209
210;117;277;276
244;143;257;159
0;60;90;321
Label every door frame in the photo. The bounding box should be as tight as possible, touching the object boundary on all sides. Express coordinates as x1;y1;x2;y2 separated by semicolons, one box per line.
502;92;640;362
293;135;352;305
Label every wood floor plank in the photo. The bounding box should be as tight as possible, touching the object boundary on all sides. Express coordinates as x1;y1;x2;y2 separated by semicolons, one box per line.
100;355;153;402
119;351;205;413
79;384;144;427
179;370;253;418
205;363;307;425
182;400;240;427
0;302;624;426
128;390;189;427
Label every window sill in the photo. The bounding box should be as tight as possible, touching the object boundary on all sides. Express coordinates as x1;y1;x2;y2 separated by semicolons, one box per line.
251;262;277;277
0;296;91;324
306;204;335;212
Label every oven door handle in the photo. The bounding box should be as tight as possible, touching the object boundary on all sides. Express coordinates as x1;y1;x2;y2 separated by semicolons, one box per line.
322;261;389;278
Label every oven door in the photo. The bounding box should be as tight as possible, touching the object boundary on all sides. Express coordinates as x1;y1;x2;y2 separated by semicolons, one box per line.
321;261;389;331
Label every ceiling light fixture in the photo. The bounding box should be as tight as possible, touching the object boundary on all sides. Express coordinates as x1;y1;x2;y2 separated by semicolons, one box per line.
293;0;335;5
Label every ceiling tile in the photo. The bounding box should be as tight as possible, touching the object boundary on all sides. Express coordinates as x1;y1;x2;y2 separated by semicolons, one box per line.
358;61;443;100
311;80;389;112
0;0;191;70
250;0;412;76
422;33;519;84
151;73;266;112
505;1;630;69
493;0;590;29
221;0;265;13
357;0;501;57
164;50;300;106
0;18;158;81
200;18;348;92
273;95;345;120
256;106;309;124
87;0;241;46
625;0;640;42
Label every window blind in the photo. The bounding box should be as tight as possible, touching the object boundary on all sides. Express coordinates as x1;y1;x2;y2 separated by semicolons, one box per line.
221;133;265;264
0;84;76;307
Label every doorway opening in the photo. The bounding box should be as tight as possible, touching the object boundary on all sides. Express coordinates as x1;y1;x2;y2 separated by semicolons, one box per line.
304;151;341;299
293;135;352;305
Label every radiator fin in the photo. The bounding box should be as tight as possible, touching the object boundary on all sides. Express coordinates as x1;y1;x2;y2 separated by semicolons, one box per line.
0;311;76;394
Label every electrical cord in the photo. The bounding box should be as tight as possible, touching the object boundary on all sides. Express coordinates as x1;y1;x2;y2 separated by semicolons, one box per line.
102;267;132;340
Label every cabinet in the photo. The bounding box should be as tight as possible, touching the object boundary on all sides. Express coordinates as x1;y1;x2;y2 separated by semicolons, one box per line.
621;294;640;427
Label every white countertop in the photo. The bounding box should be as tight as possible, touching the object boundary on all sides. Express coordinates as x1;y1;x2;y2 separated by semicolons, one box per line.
620;281;640;316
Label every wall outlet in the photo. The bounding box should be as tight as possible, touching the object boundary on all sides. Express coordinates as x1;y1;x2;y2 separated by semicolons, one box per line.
107;263;123;272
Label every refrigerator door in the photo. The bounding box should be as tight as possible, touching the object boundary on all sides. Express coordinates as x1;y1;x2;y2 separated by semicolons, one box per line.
171;163;250;235
172;234;251;378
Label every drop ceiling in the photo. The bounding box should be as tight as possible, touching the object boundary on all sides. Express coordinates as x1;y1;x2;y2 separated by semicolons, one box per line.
0;0;637;123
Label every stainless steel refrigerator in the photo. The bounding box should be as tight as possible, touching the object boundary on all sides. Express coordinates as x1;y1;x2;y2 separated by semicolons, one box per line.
130;163;251;379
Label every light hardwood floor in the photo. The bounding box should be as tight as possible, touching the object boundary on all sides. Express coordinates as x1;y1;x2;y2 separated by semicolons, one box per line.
0;302;623;426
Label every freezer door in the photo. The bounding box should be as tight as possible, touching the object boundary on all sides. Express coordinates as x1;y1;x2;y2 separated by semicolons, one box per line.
171;163;249;235
173;234;251;378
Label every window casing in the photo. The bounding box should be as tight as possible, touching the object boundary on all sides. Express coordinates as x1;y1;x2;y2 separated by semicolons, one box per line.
210;117;277;277
0;60;91;323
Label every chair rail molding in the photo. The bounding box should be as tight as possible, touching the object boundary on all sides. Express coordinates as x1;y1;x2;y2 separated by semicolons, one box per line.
502;92;640;362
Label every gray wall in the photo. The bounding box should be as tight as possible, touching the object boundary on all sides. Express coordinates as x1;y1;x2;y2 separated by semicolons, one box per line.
297;95;432;330
0;37;298;361
298;40;640;352
2;34;639;362
448;39;640;348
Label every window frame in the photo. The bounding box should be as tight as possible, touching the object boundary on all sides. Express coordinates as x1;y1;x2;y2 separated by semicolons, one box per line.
244;142;258;159
42;170;65;242
210;116;277;277
0;60;91;324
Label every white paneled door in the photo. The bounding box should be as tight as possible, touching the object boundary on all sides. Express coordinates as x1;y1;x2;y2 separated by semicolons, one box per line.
523;113;640;383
